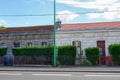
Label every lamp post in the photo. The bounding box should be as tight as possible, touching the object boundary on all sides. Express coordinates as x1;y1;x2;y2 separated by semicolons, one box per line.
53;0;56;67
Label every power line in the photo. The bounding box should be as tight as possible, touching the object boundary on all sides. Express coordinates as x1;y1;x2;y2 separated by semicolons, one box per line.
76;10;120;14
0;14;53;17
0;10;120;17
67;3;115;6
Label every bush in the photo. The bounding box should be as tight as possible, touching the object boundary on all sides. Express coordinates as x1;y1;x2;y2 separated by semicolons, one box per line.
80;59;91;66
12;46;54;64
0;46;77;65
85;47;99;65
12;46;54;56
108;44;120;65
58;45;76;65
0;48;7;56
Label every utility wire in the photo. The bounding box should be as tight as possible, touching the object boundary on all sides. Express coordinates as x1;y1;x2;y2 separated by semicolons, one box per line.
0;10;120;17
74;10;120;14
65;3;116;6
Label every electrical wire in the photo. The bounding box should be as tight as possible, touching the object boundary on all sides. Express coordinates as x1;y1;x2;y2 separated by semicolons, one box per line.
0;10;120;17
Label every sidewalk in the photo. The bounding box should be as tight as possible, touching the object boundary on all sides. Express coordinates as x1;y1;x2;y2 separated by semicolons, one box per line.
0;65;120;73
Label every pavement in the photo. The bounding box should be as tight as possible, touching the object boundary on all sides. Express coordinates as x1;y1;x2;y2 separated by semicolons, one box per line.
0;65;120;73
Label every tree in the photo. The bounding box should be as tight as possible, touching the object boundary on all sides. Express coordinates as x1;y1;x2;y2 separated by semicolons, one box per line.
0;25;5;29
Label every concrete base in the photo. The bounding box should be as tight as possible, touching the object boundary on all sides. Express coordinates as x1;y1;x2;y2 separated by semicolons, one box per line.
75;59;80;65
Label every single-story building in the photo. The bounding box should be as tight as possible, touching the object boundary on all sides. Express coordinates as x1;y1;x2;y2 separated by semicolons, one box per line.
56;21;120;65
0;25;54;48
0;21;120;65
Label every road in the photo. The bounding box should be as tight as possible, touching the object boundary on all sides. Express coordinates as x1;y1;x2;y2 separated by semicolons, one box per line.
0;71;120;80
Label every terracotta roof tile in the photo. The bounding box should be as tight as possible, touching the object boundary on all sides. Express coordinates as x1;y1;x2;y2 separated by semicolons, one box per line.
0;21;120;33
61;21;120;30
0;25;54;33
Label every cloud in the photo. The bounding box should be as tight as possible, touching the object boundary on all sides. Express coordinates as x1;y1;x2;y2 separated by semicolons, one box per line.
56;0;119;10
57;10;80;21
0;19;9;27
56;0;120;20
86;10;120;19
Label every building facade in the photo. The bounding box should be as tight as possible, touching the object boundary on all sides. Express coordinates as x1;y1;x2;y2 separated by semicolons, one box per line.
0;25;54;48
0;21;120;65
56;21;120;65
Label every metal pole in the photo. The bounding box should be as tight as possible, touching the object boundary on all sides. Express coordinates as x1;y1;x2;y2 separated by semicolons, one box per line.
53;0;56;67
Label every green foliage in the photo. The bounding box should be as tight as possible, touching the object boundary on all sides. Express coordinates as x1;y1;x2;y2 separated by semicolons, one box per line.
0;46;76;65
0;48;7;56
80;59;91;66
58;45;76;65
0;46;54;56
0;26;5;29
12;46;54;64
12;46;54;56
85;47;99;65
108;44;120;65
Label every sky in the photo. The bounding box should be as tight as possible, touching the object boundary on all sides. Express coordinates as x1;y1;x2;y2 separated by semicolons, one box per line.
0;0;120;27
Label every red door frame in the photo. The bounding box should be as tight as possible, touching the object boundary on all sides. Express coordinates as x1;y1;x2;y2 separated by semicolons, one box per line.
97;41;106;65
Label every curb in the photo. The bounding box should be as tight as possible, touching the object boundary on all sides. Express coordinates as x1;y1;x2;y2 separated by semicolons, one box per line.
0;65;120;73
0;70;120;73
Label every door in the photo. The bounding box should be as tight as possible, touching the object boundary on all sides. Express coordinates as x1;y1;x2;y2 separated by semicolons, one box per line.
97;41;106;65
72;41;81;65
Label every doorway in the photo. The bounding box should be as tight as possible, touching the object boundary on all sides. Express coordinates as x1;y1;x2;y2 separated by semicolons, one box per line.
72;41;82;65
97;41;106;65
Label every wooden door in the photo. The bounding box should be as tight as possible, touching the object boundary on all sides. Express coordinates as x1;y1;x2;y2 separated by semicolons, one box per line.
97;41;106;65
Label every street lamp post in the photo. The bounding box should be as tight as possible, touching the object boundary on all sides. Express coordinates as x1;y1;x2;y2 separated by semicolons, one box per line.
53;0;57;67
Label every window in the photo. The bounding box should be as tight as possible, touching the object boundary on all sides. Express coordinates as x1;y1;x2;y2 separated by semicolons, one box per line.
97;41;105;56
27;42;32;46
0;43;6;48
14;43;20;48
72;41;82;64
41;42;47;46
72;41;76;46
72;41;81;47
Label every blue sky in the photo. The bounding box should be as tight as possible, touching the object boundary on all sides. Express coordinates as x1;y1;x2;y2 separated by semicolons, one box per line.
0;0;120;27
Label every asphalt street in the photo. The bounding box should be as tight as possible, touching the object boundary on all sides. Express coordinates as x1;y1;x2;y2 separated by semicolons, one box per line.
0;71;120;80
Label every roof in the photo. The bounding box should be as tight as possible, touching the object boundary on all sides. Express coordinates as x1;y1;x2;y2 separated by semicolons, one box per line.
0;21;120;33
0;25;54;33
61;21;120;30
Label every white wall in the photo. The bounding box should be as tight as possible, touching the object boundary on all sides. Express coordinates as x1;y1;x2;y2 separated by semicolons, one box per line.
56;29;120;57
